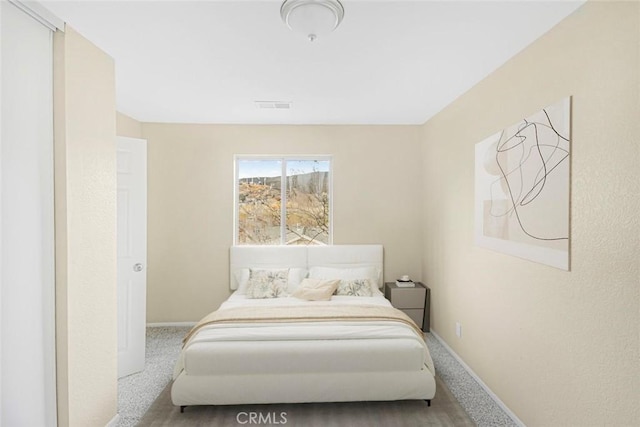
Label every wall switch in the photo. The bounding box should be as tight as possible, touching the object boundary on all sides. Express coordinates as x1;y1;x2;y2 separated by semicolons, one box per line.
455;322;462;338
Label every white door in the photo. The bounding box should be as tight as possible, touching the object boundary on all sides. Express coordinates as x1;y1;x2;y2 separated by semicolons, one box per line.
117;136;147;378
1;2;57;424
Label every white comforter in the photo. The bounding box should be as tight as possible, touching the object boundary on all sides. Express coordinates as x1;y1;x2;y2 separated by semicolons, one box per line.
174;293;434;379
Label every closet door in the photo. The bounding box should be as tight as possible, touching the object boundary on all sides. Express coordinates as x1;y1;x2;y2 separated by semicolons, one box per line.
0;2;57;426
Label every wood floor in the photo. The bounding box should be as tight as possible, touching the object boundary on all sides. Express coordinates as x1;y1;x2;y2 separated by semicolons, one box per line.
138;375;475;427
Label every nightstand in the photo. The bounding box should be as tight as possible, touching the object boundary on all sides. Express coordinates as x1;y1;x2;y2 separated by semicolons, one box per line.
384;282;430;332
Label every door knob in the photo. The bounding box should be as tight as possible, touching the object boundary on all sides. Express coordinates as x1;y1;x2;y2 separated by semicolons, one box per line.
133;263;144;272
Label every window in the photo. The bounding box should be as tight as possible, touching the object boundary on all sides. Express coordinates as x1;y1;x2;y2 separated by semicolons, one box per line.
235;156;332;245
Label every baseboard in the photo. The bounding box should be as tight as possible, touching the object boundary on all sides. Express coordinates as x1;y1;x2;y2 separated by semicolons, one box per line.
430;331;526;427
105;413;120;427
147;322;197;327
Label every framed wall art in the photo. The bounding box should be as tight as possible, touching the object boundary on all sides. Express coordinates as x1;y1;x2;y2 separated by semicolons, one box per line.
474;97;571;270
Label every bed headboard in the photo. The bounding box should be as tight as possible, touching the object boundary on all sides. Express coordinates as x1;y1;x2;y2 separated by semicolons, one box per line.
229;245;383;290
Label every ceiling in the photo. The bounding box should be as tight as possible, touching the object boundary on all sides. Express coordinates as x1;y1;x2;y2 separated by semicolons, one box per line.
42;0;585;125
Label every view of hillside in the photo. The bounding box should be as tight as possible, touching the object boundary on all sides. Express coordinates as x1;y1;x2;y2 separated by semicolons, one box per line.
238;171;330;245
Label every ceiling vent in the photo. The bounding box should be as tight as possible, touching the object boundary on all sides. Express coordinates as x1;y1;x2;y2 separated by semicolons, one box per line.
255;101;292;110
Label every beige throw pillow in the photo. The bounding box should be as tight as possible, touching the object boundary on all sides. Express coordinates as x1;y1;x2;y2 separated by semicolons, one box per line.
291;278;340;301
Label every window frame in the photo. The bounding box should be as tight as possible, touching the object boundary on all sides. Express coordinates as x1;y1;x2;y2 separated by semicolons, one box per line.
233;155;333;246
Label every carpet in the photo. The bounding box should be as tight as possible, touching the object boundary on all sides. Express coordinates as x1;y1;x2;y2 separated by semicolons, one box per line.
138;375;474;427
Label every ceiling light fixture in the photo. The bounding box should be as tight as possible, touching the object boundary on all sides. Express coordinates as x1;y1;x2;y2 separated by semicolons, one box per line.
280;0;345;42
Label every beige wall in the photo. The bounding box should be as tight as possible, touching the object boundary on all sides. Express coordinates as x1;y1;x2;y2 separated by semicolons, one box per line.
54;26;117;427
142;124;424;322
421;1;639;425
116;111;143;138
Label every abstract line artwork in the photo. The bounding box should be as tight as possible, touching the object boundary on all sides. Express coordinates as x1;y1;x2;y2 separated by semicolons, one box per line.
474;97;571;270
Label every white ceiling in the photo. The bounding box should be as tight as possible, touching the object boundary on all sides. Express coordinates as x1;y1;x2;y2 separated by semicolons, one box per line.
42;0;585;125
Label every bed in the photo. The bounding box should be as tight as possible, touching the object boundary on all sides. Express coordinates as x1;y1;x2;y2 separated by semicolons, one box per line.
171;245;436;409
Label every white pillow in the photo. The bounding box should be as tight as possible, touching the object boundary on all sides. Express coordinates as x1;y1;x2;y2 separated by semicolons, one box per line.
308;266;380;288
287;267;308;291
235;267;307;294
234;268;251;292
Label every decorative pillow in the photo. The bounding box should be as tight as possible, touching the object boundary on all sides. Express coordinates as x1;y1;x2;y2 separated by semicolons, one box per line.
291;278;340;301
335;278;375;297
245;268;289;299
235;267;307;294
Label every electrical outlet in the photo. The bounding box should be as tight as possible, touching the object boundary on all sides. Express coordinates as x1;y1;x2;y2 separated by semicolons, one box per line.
455;322;462;338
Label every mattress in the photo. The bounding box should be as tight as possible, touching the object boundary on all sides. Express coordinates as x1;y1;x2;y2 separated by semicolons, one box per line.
174;294;435;379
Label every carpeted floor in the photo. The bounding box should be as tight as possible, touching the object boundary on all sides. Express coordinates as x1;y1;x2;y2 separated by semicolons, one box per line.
117;327;191;427
425;334;517;426
118;327;517;427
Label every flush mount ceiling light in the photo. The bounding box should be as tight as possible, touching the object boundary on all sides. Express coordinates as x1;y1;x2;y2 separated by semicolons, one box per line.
280;0;345;42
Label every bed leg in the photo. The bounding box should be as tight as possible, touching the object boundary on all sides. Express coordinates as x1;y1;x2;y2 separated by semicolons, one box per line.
426;399;431;407
180;406;187;413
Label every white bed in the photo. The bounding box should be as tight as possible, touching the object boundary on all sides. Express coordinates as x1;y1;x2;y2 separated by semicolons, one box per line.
171;245;436;409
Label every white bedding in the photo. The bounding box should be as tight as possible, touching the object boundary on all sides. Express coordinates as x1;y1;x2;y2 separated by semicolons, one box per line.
174;293;435;379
